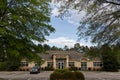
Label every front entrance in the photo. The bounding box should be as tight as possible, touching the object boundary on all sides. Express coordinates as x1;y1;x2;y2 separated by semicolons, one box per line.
81;62;87;70
56;58;66;69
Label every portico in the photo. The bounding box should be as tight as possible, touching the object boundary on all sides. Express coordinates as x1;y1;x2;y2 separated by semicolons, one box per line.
53;54;69;69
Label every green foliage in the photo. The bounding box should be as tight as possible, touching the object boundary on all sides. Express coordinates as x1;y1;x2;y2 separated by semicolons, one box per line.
64;45;69;51
0;0;54;68
85;46;100;58
100;44;119;72
0;48;21;71
69;67;78;71
43;44;51;51
0;62;6;71
51;46;60;51
0;60;20;71
54;69;69;73
113;46;120;68
50;69;85;80
54;0;120;45
50;72;62;80
62;71;76;80
75;71;85;80
44;67;54;71
85;43;120;71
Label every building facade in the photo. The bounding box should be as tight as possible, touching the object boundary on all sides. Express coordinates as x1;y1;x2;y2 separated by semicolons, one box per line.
19;51;103;71
40;51;103;71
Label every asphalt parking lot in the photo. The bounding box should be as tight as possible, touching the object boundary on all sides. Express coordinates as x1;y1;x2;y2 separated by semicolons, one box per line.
0;71;120;80
83;71;120;80
0;71;52;80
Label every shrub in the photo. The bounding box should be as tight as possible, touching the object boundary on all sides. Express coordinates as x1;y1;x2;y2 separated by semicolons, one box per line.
54;69;69;73
50;72;62;80
0;61;19;71
50;69;85;80
0;62;6;71
69;67;78;71
62;71;76;80
75;71;85;80
44;67;54;71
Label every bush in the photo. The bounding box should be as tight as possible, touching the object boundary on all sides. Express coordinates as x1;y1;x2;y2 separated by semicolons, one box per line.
62;71;76;80
44;67;54;71
50;72;62;80
0;61;19;71
0;62;6;71
50;69;85;80
75;71;85;80
69;67;78;71
54;69;69;73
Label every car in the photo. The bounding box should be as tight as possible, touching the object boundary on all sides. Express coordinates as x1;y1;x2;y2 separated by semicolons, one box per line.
30;66;40;74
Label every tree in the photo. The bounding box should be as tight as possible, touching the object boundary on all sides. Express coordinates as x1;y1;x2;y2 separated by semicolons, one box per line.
0;0;54;70
43;44;51;51
100;44;119;71
74;43;80;50
112;44;120;69
51;46;59;51
64;45;69;51
86;46;100;58
54;0;120;45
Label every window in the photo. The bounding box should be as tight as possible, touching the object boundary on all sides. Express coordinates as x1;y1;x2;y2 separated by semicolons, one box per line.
47;62;53;68
93;62;103;67
35;63;40;66
81;62;87;67
81;62;87;70
69;62;74;67
20;62;28;66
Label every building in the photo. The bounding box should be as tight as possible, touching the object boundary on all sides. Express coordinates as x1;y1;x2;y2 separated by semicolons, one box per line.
40;51;103;71
19;51;103;71
19;59;39;71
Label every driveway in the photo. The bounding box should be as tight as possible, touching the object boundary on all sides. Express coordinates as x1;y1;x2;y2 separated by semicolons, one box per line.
0;71;120;80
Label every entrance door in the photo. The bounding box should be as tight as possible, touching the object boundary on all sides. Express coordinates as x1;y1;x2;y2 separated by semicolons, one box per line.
57;62;64;69
81;62;87;70
56;59;66;69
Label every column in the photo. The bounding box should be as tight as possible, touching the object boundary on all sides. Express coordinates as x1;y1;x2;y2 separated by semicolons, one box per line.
66;55;69;68
53;55;56;69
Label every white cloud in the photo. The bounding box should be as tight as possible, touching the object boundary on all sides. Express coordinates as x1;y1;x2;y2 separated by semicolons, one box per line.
50;0;61;17
51;2;86;26
51;7;60;17
44;37;88;48
65;11;85;26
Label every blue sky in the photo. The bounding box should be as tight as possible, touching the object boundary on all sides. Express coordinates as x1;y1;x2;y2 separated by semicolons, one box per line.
45;17;78;48
49;17;78;40
45;16;94;48
44;2;94;48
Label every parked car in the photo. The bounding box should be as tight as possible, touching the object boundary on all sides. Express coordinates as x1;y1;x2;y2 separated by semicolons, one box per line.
30;66;40;74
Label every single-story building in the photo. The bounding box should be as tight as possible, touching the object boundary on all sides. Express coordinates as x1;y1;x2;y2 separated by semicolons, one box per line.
19;51;103;71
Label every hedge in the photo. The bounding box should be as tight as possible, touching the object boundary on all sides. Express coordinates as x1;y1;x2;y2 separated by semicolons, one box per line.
50;69;85;80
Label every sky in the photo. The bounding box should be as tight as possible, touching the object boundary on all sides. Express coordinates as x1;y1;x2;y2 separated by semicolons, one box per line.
45;17;78;48
44;2;94;48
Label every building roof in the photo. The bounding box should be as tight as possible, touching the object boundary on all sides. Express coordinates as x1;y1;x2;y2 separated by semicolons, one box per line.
38;51;85;61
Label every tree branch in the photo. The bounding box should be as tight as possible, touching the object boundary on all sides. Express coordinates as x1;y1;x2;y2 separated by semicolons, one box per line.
1;0;15;21
105;0;120;5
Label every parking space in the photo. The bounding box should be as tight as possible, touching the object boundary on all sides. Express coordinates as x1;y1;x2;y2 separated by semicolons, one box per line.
0;71;53;80
83;71;120;80
0;71;120;80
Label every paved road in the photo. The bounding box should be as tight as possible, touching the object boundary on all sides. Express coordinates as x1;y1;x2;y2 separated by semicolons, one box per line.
0;71;53;80
0;71;120;80
83;71;120;80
